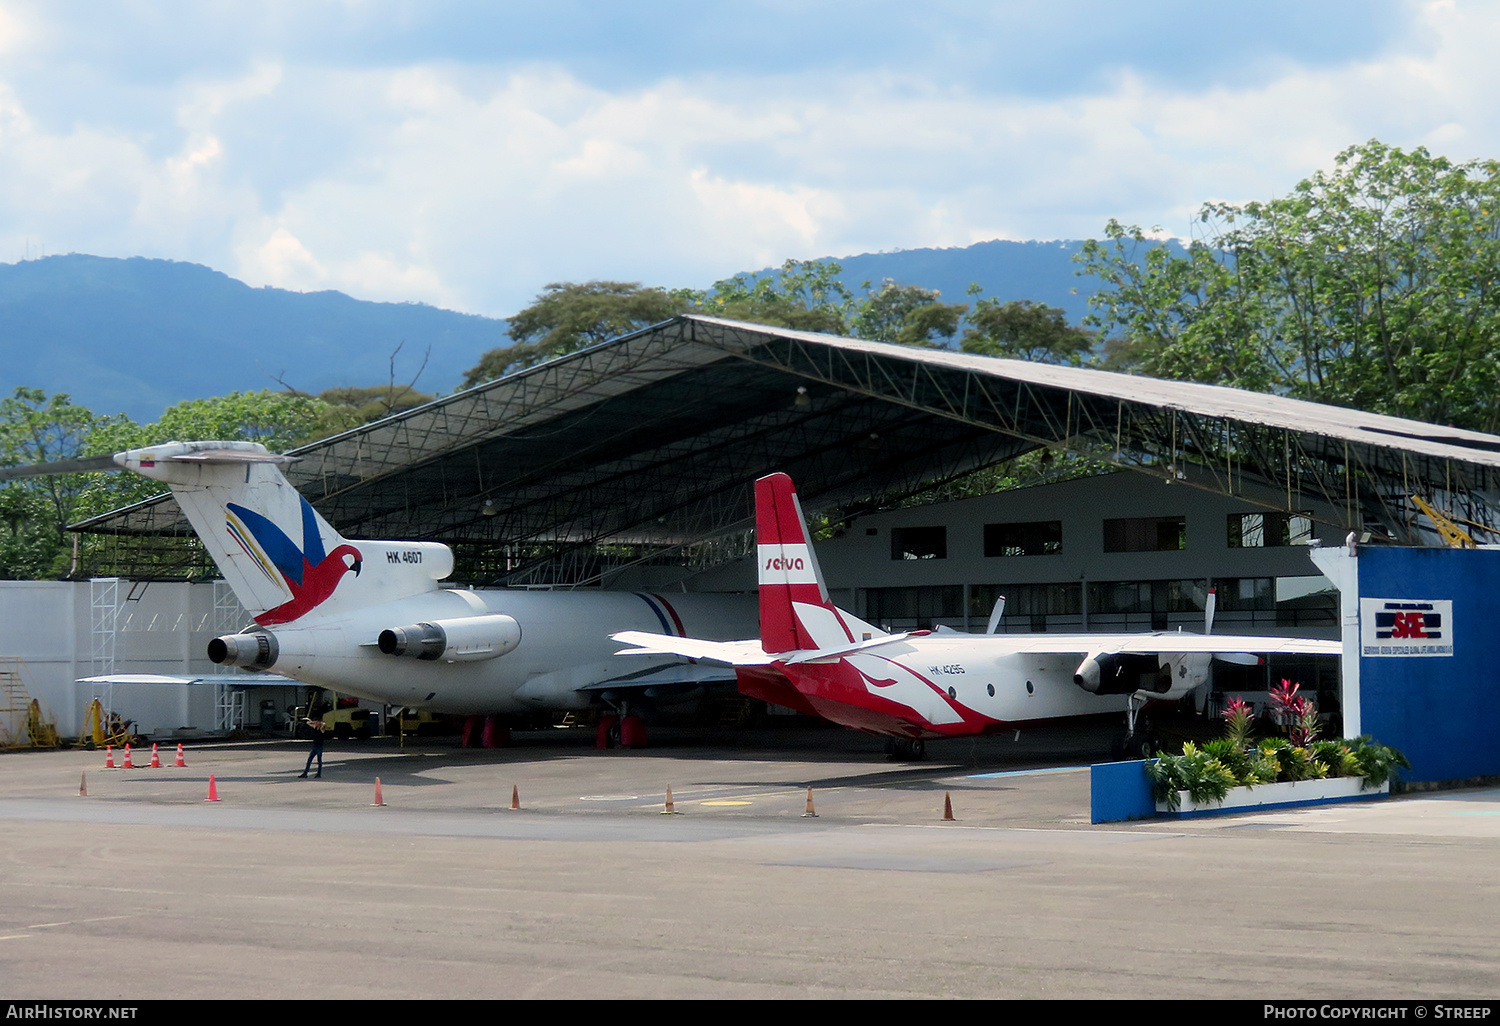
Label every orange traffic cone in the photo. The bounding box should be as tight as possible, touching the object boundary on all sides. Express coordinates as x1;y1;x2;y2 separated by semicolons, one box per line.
510;785;520;810
661;785;680;815
149;744;161;769
104;746;115;769
174;744;186;768
122;744;133;769
205;774;220;802
802;786;818;818
79;772;87;797
371;778;386;807
942;792;955;822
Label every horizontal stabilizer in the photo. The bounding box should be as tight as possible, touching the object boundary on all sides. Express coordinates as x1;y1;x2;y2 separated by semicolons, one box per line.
0;454;119;482
611;631;777;665
783;631;926;664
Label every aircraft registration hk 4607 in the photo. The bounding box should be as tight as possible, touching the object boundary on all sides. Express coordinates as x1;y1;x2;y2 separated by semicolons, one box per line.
614;472;1342;758
24;441;757;747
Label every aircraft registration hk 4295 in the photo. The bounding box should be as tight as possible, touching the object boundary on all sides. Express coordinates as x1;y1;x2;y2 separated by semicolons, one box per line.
26;441;757;747
614;472;1342;758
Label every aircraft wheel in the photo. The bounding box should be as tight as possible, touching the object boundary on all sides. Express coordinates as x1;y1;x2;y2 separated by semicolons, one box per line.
886;738;926;761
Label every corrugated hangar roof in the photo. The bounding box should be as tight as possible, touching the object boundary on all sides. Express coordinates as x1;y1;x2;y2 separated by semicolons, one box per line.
76;315;1500;583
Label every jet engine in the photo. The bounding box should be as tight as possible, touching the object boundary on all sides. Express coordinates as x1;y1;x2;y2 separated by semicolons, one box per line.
1072;652;1172;696
207;630;279;670
377;614;522;662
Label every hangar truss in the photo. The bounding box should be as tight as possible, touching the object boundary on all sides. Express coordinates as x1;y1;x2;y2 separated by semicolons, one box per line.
74;315;1500;585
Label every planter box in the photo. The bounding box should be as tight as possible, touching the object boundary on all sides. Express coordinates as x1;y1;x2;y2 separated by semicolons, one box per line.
1157;776;1390;818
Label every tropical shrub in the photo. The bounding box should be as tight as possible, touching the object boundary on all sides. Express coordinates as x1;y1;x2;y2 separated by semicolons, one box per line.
1146;684;1408;810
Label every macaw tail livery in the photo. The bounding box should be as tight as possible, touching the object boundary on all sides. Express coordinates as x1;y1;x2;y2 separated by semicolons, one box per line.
116;442;452;625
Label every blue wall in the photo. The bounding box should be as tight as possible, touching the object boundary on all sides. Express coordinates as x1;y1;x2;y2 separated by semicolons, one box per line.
1357;547;1500;782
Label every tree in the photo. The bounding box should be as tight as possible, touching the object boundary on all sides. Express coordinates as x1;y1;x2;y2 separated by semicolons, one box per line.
0;388;131;577
1077;140;1500;431
311;385;434;435
463;282;693;386
852;280;968;347
698;259;856;335
960;299;1094;364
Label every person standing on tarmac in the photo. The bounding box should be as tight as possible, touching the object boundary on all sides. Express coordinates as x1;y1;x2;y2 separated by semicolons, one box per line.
299;717;329;778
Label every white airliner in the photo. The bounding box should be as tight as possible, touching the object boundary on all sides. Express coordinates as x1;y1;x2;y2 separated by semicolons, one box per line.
23;440;755;747
614;472;1342;758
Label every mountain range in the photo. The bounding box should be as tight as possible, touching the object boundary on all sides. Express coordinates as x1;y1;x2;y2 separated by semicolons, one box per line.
0;240;1111;422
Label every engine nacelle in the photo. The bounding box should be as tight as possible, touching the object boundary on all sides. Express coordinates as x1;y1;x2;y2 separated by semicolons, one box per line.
377;614;522;662
1073;652;1172;696
208;630;279;670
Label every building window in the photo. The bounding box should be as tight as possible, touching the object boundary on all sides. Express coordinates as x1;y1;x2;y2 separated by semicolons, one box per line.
1215;575;1337;627
1090;580;1206;615
984;521;1062;557
865;586;964;624
891;526;946;560
1103;516;1186;552
971;583;1081;618
1228;511;1314;548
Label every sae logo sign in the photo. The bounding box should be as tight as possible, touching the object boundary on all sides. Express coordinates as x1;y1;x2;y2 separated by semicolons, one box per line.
1360;598;1454;657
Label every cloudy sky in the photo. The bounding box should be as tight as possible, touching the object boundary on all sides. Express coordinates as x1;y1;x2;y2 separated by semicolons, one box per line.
0;0;1493;318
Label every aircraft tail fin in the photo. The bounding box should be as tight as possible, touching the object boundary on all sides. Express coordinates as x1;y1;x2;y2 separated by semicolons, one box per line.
754;472;883;654
116;441;451;625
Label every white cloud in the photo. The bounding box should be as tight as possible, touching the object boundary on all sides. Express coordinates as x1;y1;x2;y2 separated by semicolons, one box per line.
0;0;1498;317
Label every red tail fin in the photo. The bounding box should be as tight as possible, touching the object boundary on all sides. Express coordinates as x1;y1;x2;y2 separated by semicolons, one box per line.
755;473;856;653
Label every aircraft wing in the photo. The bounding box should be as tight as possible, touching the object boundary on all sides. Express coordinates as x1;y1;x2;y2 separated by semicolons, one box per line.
611;632;777;665
971;633;1341;656
574;661;739;692
77;673;306;686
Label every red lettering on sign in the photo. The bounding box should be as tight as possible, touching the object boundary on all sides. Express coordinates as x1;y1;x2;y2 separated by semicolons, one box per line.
1390;612;1429;639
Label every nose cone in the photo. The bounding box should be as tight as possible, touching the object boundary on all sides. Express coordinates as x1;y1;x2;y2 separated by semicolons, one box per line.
1074;655;1101;693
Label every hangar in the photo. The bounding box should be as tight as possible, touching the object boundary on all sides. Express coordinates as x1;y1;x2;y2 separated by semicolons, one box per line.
18;315;1500;774
75;313;1500;586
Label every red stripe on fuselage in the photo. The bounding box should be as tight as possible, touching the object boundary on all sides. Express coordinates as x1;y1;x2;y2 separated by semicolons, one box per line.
651;594;688;637
794;655;992;738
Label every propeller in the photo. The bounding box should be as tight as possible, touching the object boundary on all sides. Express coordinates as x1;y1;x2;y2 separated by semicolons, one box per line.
985;595;1006;635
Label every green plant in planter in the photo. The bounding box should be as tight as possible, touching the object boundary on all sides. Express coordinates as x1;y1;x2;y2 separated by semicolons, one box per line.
1311;739;1362;778
1346;736;1411;788
1282;745;1329;781
1146;741;1238;811
1145;687;1410;810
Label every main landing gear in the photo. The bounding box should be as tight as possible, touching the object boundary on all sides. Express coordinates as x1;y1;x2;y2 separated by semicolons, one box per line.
1111;692;1159;760
884;736;926;761
596;712;648;749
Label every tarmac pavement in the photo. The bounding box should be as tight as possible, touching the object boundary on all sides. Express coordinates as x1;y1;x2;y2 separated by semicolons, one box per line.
0;722;1497;1000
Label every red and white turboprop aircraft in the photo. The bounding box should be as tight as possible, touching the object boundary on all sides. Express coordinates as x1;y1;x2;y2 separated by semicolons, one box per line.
614;472;1341;758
